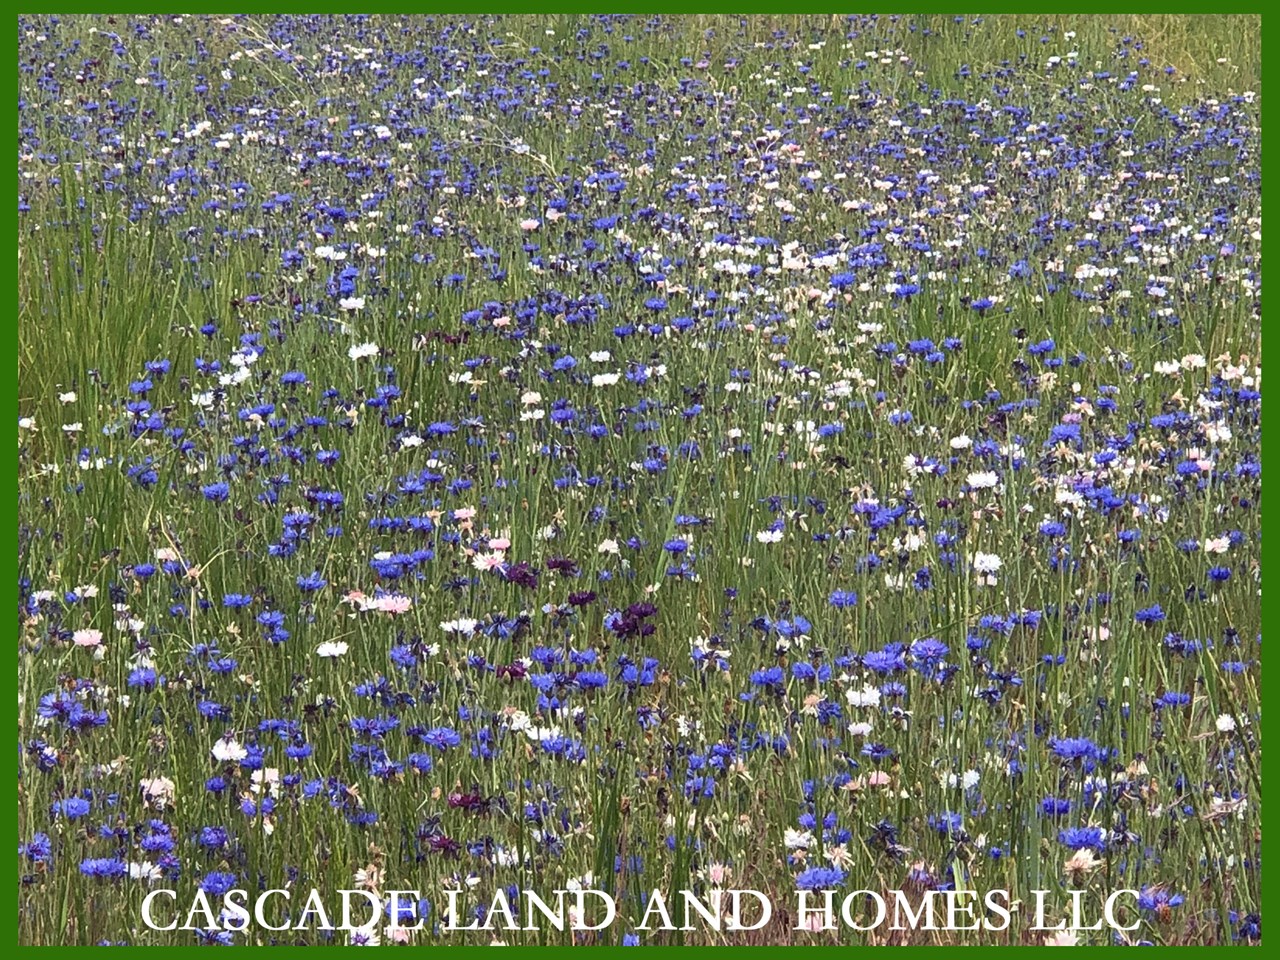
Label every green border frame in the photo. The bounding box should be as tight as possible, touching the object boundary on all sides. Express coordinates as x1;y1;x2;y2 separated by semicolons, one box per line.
12;5;1267;954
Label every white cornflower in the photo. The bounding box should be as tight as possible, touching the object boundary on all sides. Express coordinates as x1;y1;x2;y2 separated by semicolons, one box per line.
972;552;1003;585
316;641;349;658
348;342;379;360
846;684;881;708
211;736;248;762
439;618;478;635
947;769;981;790
129;861;164;883
783;828;814;850
972;552;1003;573
966;470;1000;489
1204;536;1231;554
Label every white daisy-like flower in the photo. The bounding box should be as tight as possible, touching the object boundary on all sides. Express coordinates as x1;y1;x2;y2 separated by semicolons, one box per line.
972;552;1003;585
972;552;1003;574
129;861;164;883
211;736;248;763
783;828;814;850
316;641;350;658
846;684;881;708
440;618;478;635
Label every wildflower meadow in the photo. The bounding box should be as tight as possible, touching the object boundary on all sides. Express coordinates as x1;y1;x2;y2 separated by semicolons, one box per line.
17;14;1261;946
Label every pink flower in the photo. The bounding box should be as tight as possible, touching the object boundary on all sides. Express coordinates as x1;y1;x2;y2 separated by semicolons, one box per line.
368;594;413;615
341;590;369;607
1043;930;1080;946
73;628;104;648
488;537;511;552
800;913;829;933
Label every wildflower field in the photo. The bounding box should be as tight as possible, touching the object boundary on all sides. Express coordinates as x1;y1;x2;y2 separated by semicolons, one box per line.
17;14;1261;946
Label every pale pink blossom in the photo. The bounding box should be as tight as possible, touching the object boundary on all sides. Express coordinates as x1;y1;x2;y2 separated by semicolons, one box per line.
367;594;413;615
1044;930;1080;946
73;628;104;648
341;589;370;607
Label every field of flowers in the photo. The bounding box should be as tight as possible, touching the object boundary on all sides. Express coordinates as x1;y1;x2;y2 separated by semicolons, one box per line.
17;14;1261;946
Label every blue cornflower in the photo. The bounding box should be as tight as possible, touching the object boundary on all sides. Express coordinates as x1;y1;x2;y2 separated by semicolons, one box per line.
828;590;858;608
1137;887;1185;913
1058;826;1107;849
80;857;128;879
53;797;91;820
420;727;462;751
296;572;327;592
1049;737;1102;762
1135;605;1166;625
201;482;230;502
795;865;847;890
